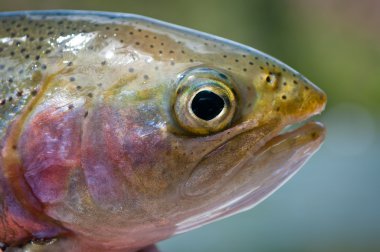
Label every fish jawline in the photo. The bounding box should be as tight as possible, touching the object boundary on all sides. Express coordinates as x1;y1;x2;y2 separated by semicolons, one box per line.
175;120;325;234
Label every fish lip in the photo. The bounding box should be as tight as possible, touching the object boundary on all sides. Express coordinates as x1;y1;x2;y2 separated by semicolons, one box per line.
265;120;326;150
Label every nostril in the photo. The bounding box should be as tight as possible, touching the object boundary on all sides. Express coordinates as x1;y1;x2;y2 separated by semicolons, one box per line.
265;73;277;88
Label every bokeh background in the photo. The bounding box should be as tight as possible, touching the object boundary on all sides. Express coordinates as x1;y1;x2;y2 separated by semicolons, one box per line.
1;1;379;251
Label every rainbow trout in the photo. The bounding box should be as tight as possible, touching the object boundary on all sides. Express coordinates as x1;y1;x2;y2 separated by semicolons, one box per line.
0;10;326;252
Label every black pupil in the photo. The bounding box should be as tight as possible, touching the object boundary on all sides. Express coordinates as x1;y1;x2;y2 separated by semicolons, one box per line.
191;90;225;121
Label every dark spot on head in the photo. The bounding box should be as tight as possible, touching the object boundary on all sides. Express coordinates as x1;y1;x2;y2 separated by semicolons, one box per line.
282;95;287;100
249;61;254;65
170;61;175;66
223;55;227;58
69;77;75;82
101;60;107;66
189;59;194;62
76;85;82;90
159;50;163;54
169;50;174;54
41;64;47;70
235;59;239;63
45;49;51;54
276;107;280;112
266;76;271;82
67;61;73;66
259;66;264;70
311;132;317;139
68;104;74;110
88;93;93;98
150;45;154;48
143;75;149;80
305;86;310;90
129;31;134;35
128;67;134;73
135;42;140;45
293;80;298;84
283;82;287;86
243;68;247;72
35;55;40;60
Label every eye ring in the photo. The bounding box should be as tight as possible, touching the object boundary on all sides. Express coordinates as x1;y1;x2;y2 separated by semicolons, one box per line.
174;68;237;135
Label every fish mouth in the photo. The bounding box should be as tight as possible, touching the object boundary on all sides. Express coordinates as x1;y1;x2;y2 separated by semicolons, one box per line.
176;120;325;233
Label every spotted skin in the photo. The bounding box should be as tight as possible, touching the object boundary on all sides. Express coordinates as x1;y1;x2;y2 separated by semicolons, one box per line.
0;11;326;252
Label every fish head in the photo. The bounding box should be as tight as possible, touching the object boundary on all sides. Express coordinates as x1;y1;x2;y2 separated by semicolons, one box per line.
5;13;327;249
82;21;328;237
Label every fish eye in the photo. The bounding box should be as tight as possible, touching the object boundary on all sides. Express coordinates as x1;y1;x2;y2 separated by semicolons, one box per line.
174;68;237;135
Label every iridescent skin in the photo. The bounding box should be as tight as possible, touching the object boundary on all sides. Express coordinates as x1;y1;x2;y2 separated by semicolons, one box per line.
0;11;326;252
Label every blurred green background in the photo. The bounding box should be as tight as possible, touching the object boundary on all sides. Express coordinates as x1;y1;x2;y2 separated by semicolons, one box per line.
1;0;379;251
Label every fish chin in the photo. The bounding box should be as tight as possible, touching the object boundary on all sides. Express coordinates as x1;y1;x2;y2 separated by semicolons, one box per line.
175;121;325;233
